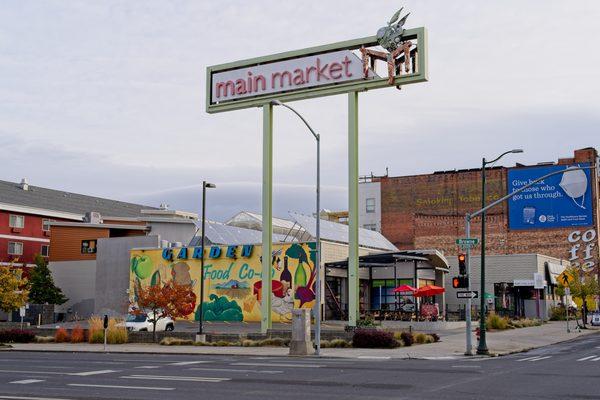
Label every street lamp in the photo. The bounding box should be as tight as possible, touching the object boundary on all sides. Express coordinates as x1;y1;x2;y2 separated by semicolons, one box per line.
478;149;523;355
270;99;322;356
198;180;216;340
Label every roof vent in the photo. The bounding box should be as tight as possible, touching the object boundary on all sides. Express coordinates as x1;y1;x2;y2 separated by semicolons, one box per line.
84;211;102;224
20;178;29;191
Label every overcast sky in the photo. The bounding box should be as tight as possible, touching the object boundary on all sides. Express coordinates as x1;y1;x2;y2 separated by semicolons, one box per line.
1;1;599;221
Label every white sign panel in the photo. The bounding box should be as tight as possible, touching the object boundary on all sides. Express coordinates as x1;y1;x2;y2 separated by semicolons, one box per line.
211;50;375;103
19;306;26;317
533;272;545;289
514;279;535;287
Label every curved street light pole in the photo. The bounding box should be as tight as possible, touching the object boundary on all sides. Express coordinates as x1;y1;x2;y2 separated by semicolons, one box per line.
478;149;523;355
271;100;321;356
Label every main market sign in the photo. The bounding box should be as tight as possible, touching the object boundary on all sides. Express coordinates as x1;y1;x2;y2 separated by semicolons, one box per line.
206;25;427;113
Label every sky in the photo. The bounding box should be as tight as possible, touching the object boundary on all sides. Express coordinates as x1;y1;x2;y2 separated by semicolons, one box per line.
1;1;599;221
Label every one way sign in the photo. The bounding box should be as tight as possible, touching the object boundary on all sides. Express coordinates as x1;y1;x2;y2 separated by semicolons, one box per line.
456;291;478;299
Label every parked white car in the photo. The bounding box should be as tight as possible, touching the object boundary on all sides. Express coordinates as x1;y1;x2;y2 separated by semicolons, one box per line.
125;312;174;332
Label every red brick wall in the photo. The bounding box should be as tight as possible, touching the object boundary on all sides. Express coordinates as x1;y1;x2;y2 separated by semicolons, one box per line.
381;148;599;263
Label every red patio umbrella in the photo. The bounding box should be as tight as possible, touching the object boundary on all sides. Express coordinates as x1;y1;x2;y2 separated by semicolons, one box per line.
414;285;445;297
393;284;417;293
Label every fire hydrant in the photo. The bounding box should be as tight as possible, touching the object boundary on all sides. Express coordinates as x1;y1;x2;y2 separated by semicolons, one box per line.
475;327;481;342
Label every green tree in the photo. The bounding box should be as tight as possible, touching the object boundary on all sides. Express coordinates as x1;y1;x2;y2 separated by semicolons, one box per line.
27;254;68;305
0;264;28;312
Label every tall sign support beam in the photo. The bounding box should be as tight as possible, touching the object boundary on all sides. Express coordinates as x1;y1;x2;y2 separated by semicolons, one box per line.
261;104;273;333
206;24;428;331
348;91;359;325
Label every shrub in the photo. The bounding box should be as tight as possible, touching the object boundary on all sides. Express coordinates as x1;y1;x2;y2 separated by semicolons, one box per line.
352;329;399;348
509;318;543;329
88;316;127;344
160;337;194;346
357;315;376;327
35;335;55;343
0;329;36;343
106;318;127;344
328;338;351;348
70;325;84;343
550;306;566;321
487;313;509;330
400;331;414;347
414;333;427;344
54;328;70;343
428;333;441;342
423;334;435;344
259;337;288;347
241;339;259;347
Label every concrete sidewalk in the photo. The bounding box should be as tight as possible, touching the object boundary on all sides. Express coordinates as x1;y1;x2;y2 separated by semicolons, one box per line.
6;322;598;359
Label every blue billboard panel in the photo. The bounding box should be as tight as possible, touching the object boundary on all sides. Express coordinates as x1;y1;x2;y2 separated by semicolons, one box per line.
508;163;593;230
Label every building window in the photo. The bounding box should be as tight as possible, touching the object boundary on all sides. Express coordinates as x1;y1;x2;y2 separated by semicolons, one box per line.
363;223;377;231
366;198;376;213
8;242;23;255
42;219;52;232
9;214;24;229
41;245;49;257
81;240;97;254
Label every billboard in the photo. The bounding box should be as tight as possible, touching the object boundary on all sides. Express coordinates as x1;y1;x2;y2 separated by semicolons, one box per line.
508;163;593;230
129;242;316;322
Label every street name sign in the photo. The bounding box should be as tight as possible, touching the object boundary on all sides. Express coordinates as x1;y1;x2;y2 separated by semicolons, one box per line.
456;238;479;249
457;291;478;299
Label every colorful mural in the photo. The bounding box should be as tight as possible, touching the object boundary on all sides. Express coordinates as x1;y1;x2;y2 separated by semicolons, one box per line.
129;242;317;322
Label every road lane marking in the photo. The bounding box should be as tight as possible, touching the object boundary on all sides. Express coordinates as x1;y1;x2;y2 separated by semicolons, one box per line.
121;374;230;382
577;355;597;361
451;365;481;369
0;370;65;375
68;383;174;391
135;366;161;369
516;356;551;362
190;367;283;374
232;362;320;368
168;361;211;366
0;396;72;400
9;380;45;385
357;356;392;360
593;357;600;361
68;369;117;376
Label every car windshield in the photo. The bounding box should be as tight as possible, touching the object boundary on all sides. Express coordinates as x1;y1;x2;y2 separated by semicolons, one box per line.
126;314;147;323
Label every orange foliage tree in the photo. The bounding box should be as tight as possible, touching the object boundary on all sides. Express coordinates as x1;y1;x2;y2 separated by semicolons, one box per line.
135;282;196;341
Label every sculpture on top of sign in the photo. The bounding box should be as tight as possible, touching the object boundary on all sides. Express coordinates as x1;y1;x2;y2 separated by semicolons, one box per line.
361;7;413;85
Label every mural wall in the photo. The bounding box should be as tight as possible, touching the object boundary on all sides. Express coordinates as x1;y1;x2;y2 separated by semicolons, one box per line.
129;242;317;322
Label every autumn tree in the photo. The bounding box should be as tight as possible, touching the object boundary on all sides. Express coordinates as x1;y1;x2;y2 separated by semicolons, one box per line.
135;281;196;341
562;266;599;328
28;254;68;305
0;265;29;313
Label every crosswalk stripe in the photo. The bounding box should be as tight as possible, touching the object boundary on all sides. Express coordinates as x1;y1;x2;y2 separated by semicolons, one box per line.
69;383;173;391
592;357;600;361
122;374;230;382
9;380;45;385
168;361;210;366
69;370;117;376
577;356;597;361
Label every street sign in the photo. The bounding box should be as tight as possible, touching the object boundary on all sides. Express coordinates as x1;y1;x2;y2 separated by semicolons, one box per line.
19;306;26;317
457;291;478;299
558;271;574;286
565;287;571;296
456;238;479;248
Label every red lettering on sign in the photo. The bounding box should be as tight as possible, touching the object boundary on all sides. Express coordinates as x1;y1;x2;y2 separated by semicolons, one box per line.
293;68;306;85
235;79;247;95
272;71;293;88
342;56;353;77
329;62;342;79
316;58;329;81
254;75;266;92
215;81;235;98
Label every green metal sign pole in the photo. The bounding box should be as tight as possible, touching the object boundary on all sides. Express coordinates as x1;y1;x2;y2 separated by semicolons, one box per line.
348;91;359;326
261;103;273;333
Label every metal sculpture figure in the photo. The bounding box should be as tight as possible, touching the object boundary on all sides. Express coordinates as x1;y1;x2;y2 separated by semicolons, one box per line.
361;8;413;85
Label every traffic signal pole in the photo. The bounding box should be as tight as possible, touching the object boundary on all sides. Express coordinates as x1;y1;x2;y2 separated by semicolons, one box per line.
464;214;473;355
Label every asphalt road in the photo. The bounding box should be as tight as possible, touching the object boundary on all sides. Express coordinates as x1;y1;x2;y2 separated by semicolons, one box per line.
0;333;599;400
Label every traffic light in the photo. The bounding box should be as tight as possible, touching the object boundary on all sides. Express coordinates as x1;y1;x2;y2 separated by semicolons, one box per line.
458;253;466;275
452;276;469;289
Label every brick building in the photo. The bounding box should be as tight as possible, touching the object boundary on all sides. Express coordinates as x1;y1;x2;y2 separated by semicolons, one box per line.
377;148;599;266
0;178;156;267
